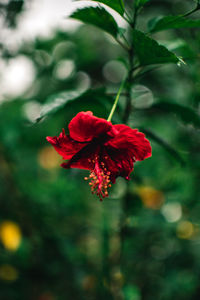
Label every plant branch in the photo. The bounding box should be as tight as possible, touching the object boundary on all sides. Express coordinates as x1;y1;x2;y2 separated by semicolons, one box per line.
122;5;138;123
121;34;131;49
122;14;132;25
115;38;130;51
119;2;139;280
122;49;134;123
132;6;138;29
124;10;132;23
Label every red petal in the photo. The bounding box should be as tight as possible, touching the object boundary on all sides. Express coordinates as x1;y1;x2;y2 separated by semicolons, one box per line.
68;111;118;142
106;124;152;161
46;129;88;160
61;143;99;170
103;148;135;183
61;159;92;170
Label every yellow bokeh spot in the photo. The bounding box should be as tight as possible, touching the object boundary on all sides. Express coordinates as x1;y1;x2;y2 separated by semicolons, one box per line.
176;221;195;239
111;270;124;287
109;236;120;257
0;264;18;281
0;221;22;251
38;292;55;300
38;146;61;170
137;186;164;209
81;275;97;291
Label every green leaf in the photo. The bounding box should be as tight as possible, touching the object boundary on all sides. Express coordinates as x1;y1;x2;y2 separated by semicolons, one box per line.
36;91;82;122
140;128;185;166
132;30;181;65
151;102;200;128
70;6;119;38
149;15;200;33
91;0;124;16
135;0;150;8
36;89;114;122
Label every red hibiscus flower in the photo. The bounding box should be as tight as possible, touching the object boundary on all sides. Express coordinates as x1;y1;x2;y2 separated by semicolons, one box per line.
46;111;151;201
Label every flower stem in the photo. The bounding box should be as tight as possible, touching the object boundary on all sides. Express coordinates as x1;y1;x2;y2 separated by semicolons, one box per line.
107;78;126;122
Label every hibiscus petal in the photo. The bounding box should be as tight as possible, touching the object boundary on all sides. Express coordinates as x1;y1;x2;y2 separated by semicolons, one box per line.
68;111;118;142
103;148;135;182
106;124;152;161
46;129;88;160
61;159;92;170
61;143;99;170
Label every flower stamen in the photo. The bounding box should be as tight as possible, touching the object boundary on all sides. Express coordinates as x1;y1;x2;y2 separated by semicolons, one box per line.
84;157;111;201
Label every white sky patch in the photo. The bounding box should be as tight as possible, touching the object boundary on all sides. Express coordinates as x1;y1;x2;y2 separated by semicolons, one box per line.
2;0;126;45
0;0;126;100
0;0;74;101
18;0;74;37
0;56;36;99
2;0;74;45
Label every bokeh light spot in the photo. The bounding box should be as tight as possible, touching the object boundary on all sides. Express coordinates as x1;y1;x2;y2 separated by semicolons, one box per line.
103;60;126;83
0;56;35;97
176;221;195;239
0;221;22;251
76;71;91;92
53;59;75;80
137;186;164;209
0;264;18;281
81;275;97;291
38;292;55;300
111;269;124;287
131;85;154;108
23;101;42;122
161;202;182;223
52;41;75;61
38;146;62;170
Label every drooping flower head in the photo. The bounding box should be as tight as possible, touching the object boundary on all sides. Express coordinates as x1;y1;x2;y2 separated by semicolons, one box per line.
46;111;151;201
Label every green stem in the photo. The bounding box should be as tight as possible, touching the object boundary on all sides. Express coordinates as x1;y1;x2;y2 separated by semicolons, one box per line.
107;78;126;122
120;1;139;280
122;49;134;123
121;34;131;50
115;38;130;51
122;3;139;123
122;14;132;24
124;10;132;23
132;6;138;28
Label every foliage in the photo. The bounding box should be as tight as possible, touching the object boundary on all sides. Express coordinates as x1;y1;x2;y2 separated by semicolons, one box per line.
92;0;125;16
70;6;119;38
148;15;200;33
132;29;181;65
0;0;200;299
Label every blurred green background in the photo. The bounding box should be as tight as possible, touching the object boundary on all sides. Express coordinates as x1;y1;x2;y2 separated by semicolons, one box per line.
0;0;200;299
